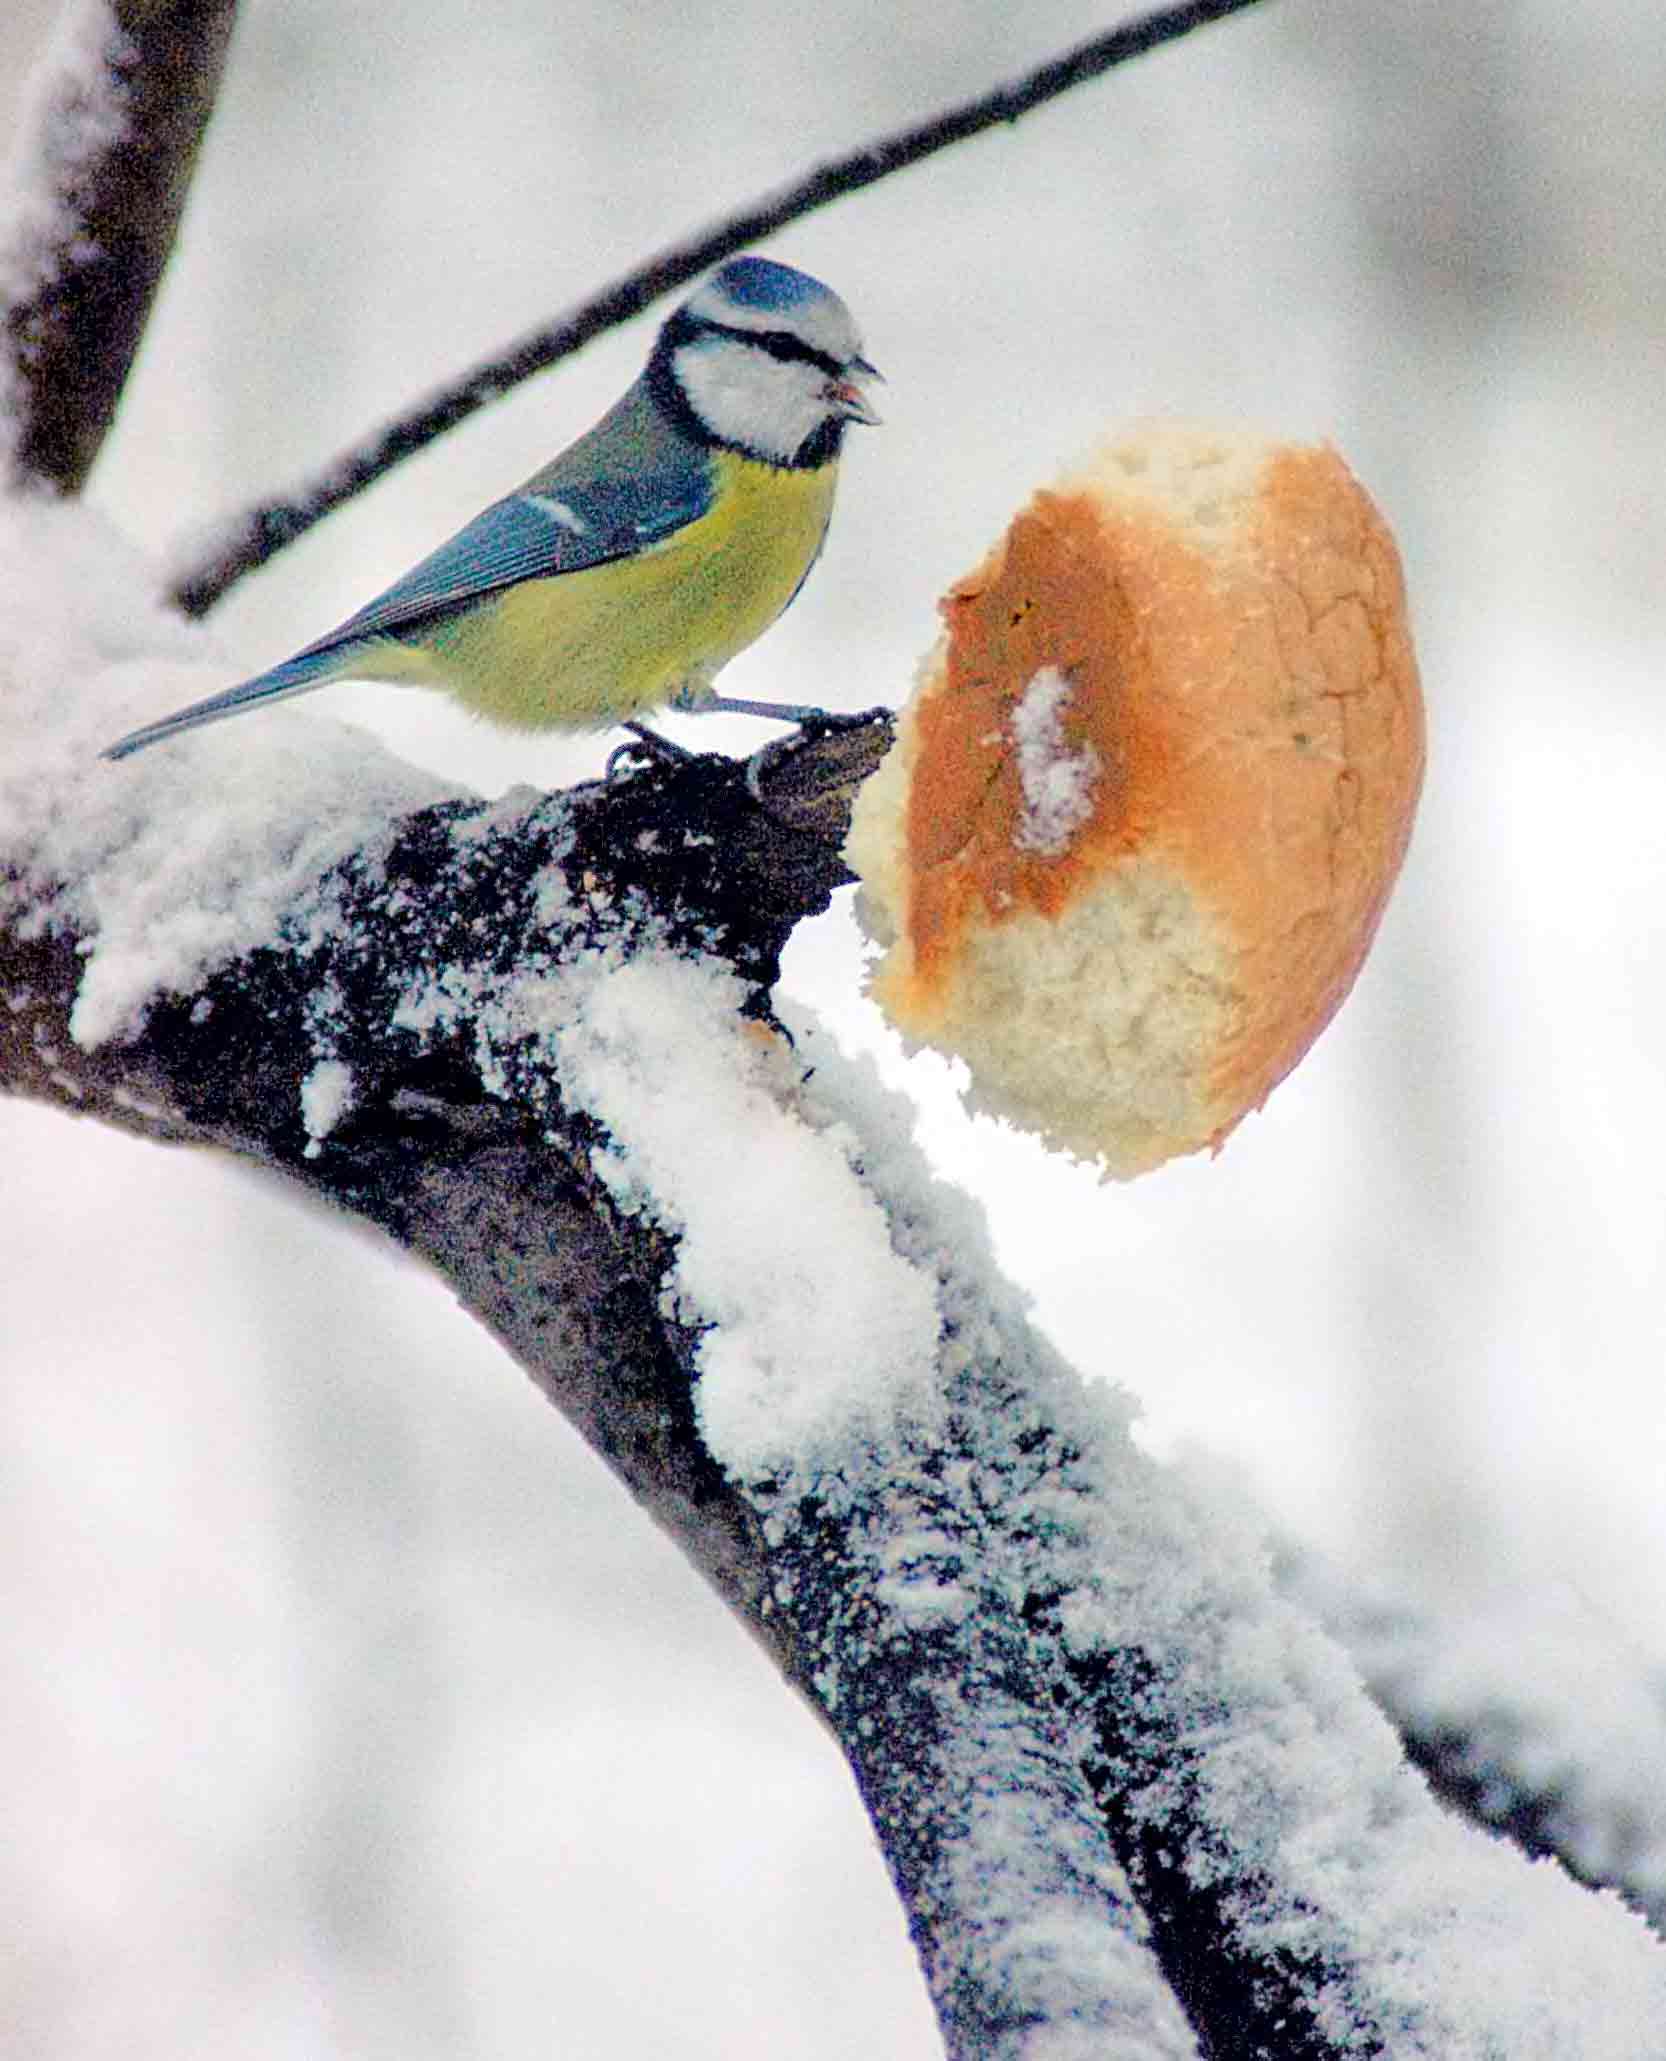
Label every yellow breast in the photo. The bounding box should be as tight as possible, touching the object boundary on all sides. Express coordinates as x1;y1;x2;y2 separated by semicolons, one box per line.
397;450;840;731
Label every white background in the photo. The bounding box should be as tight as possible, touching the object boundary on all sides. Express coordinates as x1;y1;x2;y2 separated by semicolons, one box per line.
3;2;1663;2054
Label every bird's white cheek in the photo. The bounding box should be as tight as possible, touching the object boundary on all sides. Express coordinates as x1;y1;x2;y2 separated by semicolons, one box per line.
675;343;828;464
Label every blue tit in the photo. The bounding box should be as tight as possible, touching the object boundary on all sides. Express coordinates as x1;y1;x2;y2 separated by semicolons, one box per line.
104;256;881;761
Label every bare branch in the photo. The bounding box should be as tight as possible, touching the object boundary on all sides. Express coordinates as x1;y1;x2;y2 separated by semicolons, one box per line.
1;0;239;495
166;0;1274;616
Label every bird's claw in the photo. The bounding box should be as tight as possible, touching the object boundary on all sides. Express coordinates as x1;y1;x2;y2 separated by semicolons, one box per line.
606;722;694;777
743;707;888;809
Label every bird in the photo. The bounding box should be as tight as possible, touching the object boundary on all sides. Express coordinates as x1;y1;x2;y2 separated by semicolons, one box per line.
103;256;881;762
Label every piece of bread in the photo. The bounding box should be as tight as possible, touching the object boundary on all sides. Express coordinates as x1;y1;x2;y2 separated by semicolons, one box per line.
844;421;1425;1177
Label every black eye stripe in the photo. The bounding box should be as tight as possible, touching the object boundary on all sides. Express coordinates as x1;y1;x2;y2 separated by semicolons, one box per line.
701;319;848;382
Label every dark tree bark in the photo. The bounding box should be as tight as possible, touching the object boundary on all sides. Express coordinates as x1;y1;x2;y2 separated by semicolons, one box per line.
1;0;239;493
7;714;1659;2054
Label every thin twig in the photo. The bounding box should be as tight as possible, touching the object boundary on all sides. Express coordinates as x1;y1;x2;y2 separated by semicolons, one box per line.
167;0;1273;616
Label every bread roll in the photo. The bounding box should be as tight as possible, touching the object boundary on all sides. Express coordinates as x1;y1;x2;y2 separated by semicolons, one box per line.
845;422;1424;1177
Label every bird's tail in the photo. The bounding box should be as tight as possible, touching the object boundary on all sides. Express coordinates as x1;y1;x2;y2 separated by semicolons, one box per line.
101;649;347;761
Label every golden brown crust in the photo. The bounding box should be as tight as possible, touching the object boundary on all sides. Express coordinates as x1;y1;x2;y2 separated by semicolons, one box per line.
845;424;1425;1175
1199;442;1424;1134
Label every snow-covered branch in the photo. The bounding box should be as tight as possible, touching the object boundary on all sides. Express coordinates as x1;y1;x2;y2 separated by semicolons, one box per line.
1301;1566;1666;1940
5;501;1665;2057
0;0;238;493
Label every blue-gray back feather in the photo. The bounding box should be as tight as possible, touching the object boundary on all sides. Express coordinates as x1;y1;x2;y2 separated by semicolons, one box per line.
102;380;714;759
284;379;714;662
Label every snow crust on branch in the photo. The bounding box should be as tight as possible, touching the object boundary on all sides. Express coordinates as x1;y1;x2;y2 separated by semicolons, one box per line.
739;1019;1666;2057
5;493;1666;2053
1310;1567;1666;1933
0;497;447;1047
555;957;945;1468
0;2;134;379
422;900;1666;2053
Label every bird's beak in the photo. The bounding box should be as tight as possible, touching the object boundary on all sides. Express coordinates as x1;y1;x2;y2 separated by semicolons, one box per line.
831;357;884;427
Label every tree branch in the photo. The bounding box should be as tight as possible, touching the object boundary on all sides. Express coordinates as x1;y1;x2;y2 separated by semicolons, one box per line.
165;0;1273;616
1;718;887;1693
1;0;239;495
8;665;1662;2051
1297;1567;1666;1942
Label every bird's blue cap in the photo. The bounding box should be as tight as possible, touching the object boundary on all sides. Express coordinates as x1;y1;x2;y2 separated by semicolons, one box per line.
686;256;872;380
711;256;828;312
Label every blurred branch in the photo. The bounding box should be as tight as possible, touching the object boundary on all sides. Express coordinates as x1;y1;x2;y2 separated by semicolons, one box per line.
1406;1727;1666;1939
1298;1568;1666;1942
0;0;239;495
167;0;1273;615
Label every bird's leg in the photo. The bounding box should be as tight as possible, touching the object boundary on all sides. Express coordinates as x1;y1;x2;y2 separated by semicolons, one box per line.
691;690;846;724
664;667;826;727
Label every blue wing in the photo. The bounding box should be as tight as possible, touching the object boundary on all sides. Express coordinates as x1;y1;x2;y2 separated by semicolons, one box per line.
103;379;716;759
287;381;715;663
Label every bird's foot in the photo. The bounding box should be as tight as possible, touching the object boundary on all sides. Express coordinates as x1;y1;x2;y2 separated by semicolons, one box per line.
606;722;695;778
743;705;893;809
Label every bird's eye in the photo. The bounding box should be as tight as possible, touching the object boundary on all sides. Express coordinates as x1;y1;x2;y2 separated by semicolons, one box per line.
697;317;849;383
751;329;815;365
708;321;843;377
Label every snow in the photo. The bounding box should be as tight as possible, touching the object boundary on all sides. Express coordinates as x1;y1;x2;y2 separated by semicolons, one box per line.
1012;666;1101;857
929;1743;1197;2060
389;939;944;1472
298;1056;356;1154
0;1;132;398
6;492;1666;2054
1317;1572;1666;1926
533;953;946;1475
0;496;450;1048
739;1012;1666;2056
